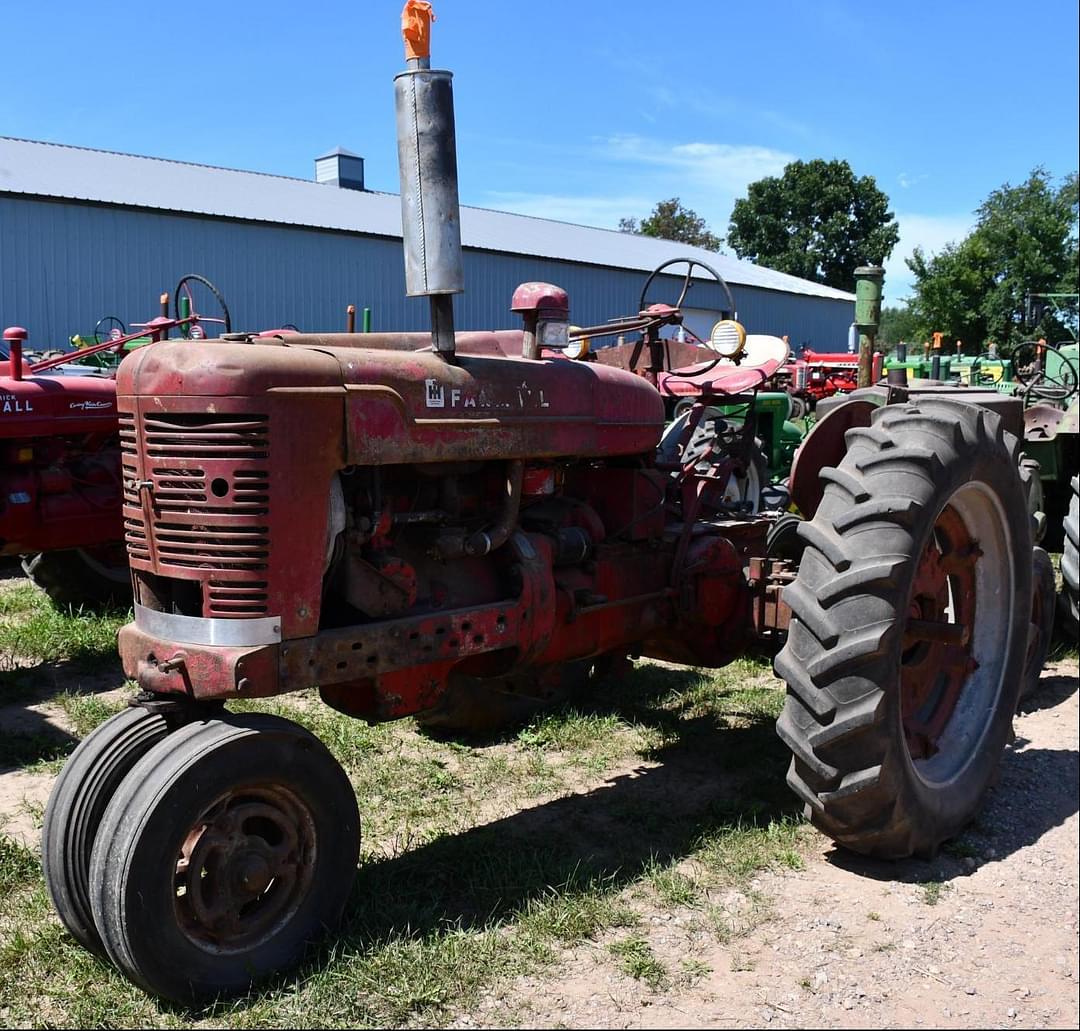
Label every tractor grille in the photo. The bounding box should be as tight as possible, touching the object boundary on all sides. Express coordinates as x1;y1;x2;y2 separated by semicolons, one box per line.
142;413;270;460
122;411;272;615
119;413;150;563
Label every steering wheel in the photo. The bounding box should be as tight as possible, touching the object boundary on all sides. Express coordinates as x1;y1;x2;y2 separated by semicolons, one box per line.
173;274;232;338
966;350;1009;388
93;315;127;344
637;258;736;319
1010;340;1079;404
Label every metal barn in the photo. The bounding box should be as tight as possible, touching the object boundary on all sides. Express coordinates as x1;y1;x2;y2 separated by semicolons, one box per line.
0;137;855;349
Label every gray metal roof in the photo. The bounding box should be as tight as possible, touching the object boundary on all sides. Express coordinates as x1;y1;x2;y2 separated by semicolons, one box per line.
0;136;855;302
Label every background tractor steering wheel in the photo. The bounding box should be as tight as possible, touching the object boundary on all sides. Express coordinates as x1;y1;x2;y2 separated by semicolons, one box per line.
1010;340;1079;404
637;257;736;318
173;274;233;338
93;315;127;344
966;350;1009;388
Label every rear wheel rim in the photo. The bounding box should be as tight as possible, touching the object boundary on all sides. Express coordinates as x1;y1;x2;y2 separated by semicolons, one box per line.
900;483;1012;785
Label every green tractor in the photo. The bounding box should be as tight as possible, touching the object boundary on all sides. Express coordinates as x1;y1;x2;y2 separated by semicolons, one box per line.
1014;341;1078;640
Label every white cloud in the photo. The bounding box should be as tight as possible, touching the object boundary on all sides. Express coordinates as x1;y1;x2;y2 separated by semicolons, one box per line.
884;212;973;305
477;135;795;235
897;171;929;189
601;134;795;195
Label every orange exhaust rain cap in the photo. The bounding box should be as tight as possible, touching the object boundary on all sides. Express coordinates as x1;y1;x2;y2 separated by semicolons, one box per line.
402;1;435;60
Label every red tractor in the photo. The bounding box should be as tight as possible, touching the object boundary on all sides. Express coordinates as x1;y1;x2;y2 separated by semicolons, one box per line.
42;9;1042;1003
777;348;865;418
1;277;231;606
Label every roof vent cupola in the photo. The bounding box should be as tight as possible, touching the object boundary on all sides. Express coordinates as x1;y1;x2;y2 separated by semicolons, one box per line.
314;147;365;191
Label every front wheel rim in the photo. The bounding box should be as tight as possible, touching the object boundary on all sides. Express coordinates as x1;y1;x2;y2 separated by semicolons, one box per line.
174;783;317;954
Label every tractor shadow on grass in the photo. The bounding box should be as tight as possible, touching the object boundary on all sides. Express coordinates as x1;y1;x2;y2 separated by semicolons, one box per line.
171;656;1078;1016
347;669;798;934
341;660;1078;966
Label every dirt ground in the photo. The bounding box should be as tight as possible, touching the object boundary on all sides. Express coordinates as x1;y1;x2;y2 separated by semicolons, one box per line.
468;660;1080;1030
1;626;1076;1028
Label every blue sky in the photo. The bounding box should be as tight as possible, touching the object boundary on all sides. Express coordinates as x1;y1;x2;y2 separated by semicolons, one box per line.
4;0;1077;305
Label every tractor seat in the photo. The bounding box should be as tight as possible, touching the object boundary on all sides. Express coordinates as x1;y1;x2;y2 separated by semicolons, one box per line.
656;357;782;399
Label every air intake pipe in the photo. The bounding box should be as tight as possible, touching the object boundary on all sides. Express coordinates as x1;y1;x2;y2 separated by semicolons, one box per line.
394;1;464;361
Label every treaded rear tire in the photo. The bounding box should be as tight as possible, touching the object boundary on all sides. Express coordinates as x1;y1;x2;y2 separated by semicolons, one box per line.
1023;547;1056;699
1061;475;1079;642
22;547;131;611
774;400;1031;859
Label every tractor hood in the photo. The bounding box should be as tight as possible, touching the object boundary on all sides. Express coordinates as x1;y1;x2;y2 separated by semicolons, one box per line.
117;334;666;463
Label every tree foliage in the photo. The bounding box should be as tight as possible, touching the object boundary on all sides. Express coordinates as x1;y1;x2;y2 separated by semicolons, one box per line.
878;305;922;350
907;169;1078;349
726;159;899;290
619;198;722;251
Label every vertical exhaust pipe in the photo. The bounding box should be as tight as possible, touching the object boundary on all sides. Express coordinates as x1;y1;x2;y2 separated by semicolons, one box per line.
394;1;464;361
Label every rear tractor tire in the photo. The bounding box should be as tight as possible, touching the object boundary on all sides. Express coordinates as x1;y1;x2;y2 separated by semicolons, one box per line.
1061;475;1079;643
88;712;360;1003
22;545;131;611
1023;548;1056;700
774;400;1031;858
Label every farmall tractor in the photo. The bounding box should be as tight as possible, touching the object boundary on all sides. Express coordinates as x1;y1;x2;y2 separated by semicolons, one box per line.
0;277;232;607
43;9;1041;1003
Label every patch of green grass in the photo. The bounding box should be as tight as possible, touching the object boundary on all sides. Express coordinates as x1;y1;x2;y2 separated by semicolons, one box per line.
648;861;700;906
0;585;127;670
607;935;668;989
0;836;40;892
518;877;637;945
696;816;806;880
54;689;130;738
0;582;41;617
920;881;951;906
517;709;635;756
679;957;711;984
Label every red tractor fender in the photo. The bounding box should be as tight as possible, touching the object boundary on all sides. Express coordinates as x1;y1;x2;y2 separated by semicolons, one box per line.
788;398;877;519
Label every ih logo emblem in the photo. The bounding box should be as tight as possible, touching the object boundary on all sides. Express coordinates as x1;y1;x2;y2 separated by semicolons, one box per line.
424;379;445;408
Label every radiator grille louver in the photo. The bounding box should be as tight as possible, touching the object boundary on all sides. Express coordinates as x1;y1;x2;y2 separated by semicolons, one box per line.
122;410;271;614
119;413;150;562
142;413;270;460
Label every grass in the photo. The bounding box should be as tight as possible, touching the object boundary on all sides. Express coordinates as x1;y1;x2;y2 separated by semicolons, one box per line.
0;600;812;1029
920;881;952;906
608;935;668;989
0;582;128;672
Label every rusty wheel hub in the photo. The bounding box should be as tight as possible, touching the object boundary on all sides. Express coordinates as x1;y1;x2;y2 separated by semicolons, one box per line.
174;786;316;952
900;504;981;761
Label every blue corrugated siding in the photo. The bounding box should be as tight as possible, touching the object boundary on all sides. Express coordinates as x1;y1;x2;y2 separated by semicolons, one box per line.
1;196;853;349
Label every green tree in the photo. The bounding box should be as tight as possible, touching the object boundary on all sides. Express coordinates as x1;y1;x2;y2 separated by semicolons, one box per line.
878;304;922;351
726;159;899;290
619;198;722;251
907;169;1078;349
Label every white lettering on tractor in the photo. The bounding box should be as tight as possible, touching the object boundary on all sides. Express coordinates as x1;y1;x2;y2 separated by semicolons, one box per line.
1;394;33;414
423;379;549;411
